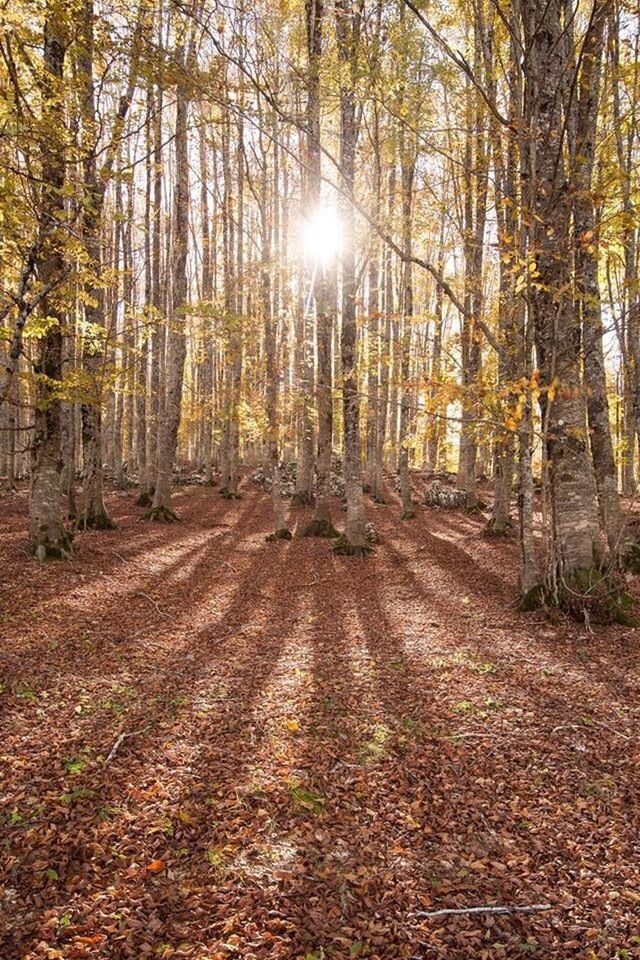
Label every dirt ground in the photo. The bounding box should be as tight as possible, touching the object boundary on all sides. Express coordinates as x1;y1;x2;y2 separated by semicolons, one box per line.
1;479;639;959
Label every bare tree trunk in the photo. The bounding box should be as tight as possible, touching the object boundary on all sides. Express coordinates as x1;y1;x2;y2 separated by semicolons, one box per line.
398;142;416;519
333;0;368;555
136;87;153;504
457;37;489;511
29;6;73;559
148;48;190;521
145;75;164;504
304;0;337;536
610;12;637;497
574;0;623;558
523;0;603;595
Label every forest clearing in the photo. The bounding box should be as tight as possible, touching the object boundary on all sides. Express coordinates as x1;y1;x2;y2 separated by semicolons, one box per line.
2;0;640;956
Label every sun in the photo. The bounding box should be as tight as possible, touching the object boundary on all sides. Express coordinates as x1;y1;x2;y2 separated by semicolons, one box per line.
301;206;343;267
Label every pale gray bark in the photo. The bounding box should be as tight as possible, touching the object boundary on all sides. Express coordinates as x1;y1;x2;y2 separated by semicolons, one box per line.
29;6;72;559
334;0;367;554
524;0;603;584
148;47;190;521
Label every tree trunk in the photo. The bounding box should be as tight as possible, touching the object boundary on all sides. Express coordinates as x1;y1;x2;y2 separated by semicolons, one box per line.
29;5;72;559
524;0;602;592
333;0;368;555
304;0;337;536
574;0;622;557
148;48;190;521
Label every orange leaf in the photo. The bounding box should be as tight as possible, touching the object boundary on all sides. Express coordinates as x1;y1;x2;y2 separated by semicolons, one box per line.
146;859;165;872
75;936;103;945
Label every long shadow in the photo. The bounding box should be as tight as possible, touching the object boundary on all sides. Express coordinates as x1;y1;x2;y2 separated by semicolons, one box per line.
1;495;264;805
0;485;240;626
2;521;300;957
229;552;369;956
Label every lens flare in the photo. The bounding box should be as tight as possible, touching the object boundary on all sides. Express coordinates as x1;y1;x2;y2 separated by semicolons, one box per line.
301;206;342;267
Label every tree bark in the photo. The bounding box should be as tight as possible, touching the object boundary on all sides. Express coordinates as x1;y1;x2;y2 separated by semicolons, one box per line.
333;0;368;554
29;4;73;559
148;47;190;521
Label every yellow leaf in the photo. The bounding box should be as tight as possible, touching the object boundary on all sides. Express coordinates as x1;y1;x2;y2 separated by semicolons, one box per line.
285;719;299;732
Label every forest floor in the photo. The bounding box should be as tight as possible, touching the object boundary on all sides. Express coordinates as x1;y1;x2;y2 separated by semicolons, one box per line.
1;477;639;960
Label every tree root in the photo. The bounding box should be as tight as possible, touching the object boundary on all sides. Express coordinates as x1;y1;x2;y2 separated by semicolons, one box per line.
558;567;639;626
519;568;639;625
517;583;544;612
265;527;293;542
145;505;180;523
301;518;339;539
78;513;118;531
331;534;373;557
464;499;487;514
484;518;512;538
33;528;74;562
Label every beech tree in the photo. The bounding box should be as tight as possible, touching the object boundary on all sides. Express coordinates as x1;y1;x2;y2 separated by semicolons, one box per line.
2;0;640;621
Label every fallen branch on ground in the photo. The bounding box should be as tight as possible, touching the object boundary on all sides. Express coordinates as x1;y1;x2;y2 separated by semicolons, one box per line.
105;728;146;763
411;903;553;919
552;722;630;740
134;592;168;616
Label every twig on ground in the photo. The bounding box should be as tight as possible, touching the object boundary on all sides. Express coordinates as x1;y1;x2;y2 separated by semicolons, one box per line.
411;903;553;919
105;727;146;763
134;591;168;616
552;721;630;740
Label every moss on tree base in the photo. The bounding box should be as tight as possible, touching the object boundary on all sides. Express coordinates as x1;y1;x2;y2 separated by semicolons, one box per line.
331;534;373;557
484;518;512;538
136;491;153;507
265;527;293;542
301;518;339;538
146;505;180;523
292;491;314;507
518;568;639;625
401;509;417;521
33;528;74;562
517;583;544;612
220;489;241;500
464;499;487;514
559;567;639;626
79;513;118;531
622;542;640;574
